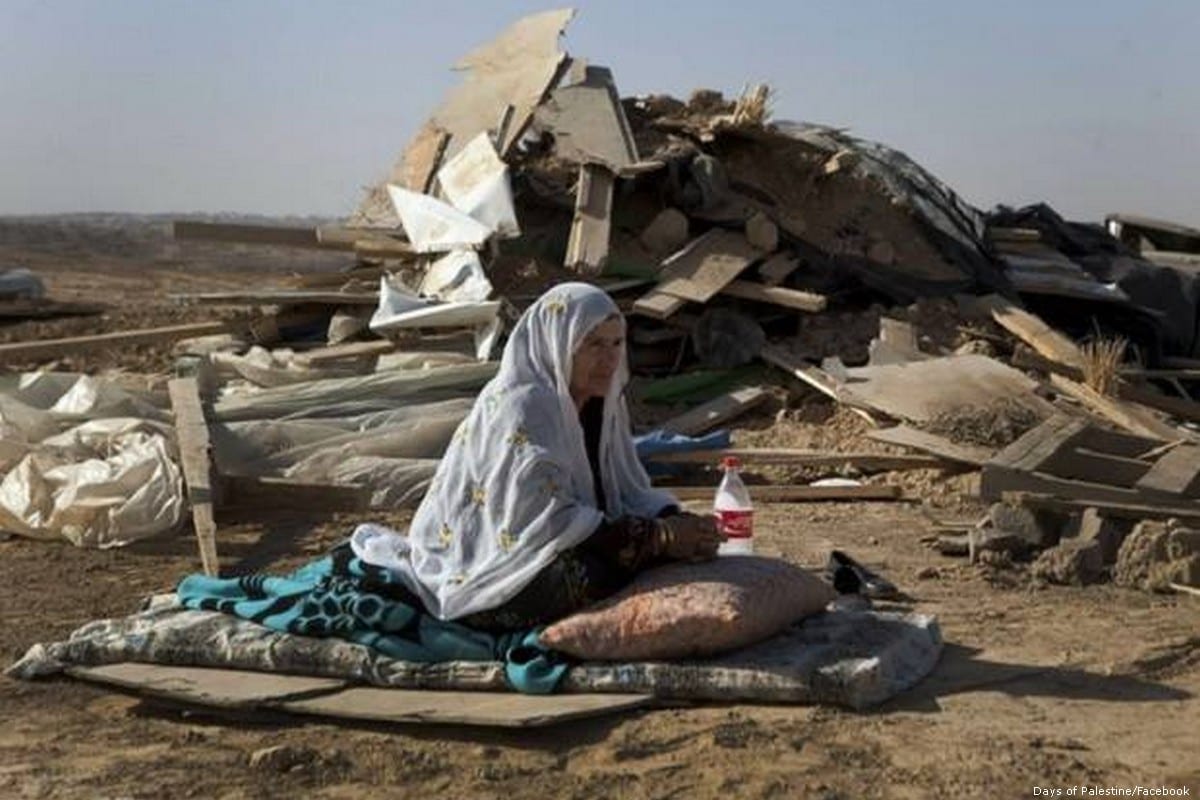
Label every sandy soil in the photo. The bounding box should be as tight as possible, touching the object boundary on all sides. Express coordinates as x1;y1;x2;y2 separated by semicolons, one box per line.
1;227;1197;799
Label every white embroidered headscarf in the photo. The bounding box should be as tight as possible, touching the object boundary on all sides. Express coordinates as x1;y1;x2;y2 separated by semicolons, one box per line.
351;282;677;620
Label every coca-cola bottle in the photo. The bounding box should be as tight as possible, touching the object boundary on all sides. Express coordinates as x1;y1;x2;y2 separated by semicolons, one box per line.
714;456;753;555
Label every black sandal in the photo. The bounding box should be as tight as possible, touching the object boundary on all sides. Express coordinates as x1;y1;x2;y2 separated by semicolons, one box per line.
826;550;899;599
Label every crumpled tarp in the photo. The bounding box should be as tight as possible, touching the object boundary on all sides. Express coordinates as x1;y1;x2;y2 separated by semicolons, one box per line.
988;203;1200;359
0;373;183;547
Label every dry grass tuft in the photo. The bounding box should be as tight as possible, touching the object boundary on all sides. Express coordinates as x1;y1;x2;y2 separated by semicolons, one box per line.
731;83;774;126
1081;337;1127;396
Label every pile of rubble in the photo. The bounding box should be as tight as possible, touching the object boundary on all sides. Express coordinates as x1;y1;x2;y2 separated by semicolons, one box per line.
1;9;1197;597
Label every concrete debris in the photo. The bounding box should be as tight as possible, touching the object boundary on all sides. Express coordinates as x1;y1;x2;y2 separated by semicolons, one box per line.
1114;520;1200;592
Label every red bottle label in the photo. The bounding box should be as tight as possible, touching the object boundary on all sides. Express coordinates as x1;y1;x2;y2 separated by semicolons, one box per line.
716;509;753;539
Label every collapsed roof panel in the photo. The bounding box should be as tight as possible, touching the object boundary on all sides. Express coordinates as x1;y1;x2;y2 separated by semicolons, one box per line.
352;8;575;227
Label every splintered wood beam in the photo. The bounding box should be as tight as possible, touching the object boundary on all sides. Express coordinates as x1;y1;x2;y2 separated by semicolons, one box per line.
0;321;231;364
565;163;615;275
168;377;220;577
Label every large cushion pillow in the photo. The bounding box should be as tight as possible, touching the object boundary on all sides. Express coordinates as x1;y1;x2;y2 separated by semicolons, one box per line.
539;555;835;661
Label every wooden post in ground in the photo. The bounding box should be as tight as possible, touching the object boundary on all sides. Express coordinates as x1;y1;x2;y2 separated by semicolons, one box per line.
168;377;220;576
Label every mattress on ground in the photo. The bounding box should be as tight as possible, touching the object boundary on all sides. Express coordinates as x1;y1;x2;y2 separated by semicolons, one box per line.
8;598;942;710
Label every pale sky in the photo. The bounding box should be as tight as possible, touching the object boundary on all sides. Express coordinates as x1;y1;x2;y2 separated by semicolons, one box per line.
1;0;1197;224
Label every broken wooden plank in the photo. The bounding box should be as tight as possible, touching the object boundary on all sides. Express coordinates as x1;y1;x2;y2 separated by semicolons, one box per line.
757;252;800;286
219;475;373;515
400;10;573;187
646;448;945;472
667;484;902;503
1003;492;1200;524
866;425;994;467
294;340;398;366
565;163;615;275
168;377;220;576
976;294;1084;370
656;230;762;303
68;664;346;709
1135;444;1200;499
1012;346;1200;424
279;687;653;729
720;280;828;313
171;290;379;307
0;321;231;364
631;290;687;320
759;344;879;426
1049;373;1190;442
660;386;770;436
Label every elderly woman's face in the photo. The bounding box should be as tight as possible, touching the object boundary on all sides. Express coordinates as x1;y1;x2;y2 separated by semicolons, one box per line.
570;316;624;401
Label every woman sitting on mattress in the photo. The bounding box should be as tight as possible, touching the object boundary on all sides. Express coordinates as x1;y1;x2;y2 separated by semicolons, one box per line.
351;282;723;631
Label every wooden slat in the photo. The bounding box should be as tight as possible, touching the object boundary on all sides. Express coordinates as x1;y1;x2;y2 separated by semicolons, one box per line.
0;321;230;365
171;291;379;307
656;230;761;303
866;425;994;467
565;163;615;275
1135;445;1200;498
667;484;902;502
661;386;770;436
168;378;219;576
720;280;828;313
1003;492;1200;524
647;448;945;471
280;687;653;729
1049;373;1191;442
69;664;345;708
1039;447;1152;488
759;344;879;426
977;294;1084;370
1011;346;1200;424
631;290;687;319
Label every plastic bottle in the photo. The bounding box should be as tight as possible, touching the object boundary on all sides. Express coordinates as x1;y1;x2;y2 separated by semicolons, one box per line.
714;456;754;555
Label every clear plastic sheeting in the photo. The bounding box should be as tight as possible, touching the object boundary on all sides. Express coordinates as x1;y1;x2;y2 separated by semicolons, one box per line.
0;373;183;547
210;346;373;389
210;360;496;422
211;398;474;510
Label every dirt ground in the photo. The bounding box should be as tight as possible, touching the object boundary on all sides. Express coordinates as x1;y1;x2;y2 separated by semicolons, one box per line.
1;228;1197;799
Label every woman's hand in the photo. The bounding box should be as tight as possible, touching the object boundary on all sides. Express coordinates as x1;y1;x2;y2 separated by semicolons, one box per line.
656;512;725;561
